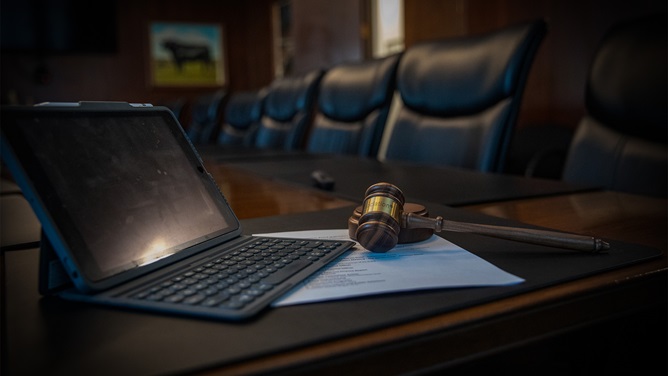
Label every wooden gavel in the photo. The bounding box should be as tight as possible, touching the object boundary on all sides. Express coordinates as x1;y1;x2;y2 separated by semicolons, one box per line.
348;182;610;253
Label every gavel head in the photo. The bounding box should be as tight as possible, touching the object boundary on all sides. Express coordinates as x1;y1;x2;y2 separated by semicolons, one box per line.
355;182;405;252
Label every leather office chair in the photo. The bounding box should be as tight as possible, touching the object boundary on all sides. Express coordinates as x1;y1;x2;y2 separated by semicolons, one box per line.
217;90;265;147
562;14;667;197
187;90;226;144
381;20;547;172
306;54;401;157
254;70;324;150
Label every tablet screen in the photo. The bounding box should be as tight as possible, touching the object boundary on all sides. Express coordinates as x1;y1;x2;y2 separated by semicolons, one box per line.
2;108;238;283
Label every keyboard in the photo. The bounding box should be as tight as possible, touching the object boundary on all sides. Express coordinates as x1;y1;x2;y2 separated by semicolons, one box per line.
127;237;352;319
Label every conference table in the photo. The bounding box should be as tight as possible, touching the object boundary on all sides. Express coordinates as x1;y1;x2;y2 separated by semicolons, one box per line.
2;149;666;375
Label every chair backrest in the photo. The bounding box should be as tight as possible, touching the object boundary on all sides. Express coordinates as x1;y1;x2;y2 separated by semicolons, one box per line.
306;54;401;157
562;14;667;197
255;70;324;150
381;20;547;172
187;90;226;144
217;90;265;147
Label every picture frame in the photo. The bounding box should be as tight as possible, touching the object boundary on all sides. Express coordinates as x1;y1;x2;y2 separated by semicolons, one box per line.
148;22;226;87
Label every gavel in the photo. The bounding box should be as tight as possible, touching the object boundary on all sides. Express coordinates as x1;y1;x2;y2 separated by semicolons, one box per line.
348;182;610;253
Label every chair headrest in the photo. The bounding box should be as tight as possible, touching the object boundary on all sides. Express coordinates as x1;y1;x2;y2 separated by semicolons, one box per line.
586;14;667;142
397;20;546;117
318;54;401;122
264;70;324;122
224;91;263;130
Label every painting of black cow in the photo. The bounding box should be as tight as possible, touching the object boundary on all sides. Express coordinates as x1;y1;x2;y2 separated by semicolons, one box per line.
149;22;226;87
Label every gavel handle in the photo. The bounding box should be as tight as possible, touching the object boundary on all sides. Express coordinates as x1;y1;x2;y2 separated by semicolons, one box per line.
404;214;609;253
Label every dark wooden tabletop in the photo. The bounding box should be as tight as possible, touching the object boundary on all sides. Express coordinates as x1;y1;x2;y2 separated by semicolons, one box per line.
3;160;666;375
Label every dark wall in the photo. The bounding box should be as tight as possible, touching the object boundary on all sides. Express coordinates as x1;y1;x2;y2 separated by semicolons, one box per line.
1;0;275;105
291;0;364;75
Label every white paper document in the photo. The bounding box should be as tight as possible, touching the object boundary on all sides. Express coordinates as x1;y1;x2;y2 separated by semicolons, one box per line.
254;229;524;306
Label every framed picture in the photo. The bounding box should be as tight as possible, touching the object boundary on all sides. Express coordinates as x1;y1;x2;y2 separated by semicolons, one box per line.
148;22;226;87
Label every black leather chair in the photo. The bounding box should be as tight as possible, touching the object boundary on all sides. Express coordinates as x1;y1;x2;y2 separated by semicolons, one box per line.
306;54;401;157
254;70;324;150
186;90;226;144
382;20;547;172
562;14;667;197
217;90;265;147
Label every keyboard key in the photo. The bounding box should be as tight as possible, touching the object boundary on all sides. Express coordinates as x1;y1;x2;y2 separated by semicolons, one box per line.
183;294;206;305
263;259;311;284
201;293;230;307
164;294;185;303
